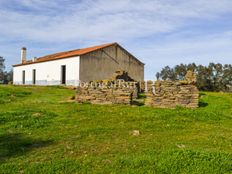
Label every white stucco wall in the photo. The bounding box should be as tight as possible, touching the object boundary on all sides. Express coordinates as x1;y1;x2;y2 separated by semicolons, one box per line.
13;56;80;86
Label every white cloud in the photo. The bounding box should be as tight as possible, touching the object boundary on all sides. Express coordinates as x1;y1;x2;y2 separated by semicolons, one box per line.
1;0;232;78
1;0;232;43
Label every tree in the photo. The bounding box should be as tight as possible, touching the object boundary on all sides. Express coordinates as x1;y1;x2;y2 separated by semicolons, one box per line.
174;63;187;80
4;69;13;84
159;66;176;80
222;64;232;91
0;57;13;84
157;63;232;92
196;65;212;91
156;72;160;80
0;56;5;83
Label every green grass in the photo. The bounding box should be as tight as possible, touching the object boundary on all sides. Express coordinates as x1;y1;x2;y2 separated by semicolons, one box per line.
0;85;232;173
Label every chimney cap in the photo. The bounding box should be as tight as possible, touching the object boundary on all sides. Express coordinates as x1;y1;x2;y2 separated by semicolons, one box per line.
21;47;27;50
32;57;37;62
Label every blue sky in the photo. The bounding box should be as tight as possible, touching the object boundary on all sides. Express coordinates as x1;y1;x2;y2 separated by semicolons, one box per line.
1;0;232;79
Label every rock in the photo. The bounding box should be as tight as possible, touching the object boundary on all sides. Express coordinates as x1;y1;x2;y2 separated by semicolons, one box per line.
176;144;186;149
131;130;140;136
184;70;197;84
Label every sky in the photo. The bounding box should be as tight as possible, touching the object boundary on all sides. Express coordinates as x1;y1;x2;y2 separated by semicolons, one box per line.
0;0;232;79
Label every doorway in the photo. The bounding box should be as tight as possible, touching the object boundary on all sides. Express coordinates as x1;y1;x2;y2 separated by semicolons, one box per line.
32;69;36;85
61;65;66;85
22;70;25;84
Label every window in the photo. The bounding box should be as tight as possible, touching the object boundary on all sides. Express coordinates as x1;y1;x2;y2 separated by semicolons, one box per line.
61;65;66;85
32;69;36;85
22;70;25;85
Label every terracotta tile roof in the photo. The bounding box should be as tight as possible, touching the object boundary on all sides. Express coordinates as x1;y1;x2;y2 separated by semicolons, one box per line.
13;43;116;67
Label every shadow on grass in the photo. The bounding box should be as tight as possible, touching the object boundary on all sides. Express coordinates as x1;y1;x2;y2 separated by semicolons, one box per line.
0;133;53;162
198;101;208;107
198;93;208;107
199;93;206;96
131;100;144;106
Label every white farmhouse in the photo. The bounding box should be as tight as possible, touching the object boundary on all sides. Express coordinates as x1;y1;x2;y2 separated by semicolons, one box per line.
13;43;144;86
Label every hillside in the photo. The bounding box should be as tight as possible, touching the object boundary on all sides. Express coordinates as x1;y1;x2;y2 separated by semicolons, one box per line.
0;85;232;173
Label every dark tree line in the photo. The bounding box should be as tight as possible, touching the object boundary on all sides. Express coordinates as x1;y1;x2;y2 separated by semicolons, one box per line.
0;56;13;84
156;63;232;92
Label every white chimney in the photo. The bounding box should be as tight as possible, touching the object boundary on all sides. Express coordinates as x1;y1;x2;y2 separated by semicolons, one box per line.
21;47;27;63
32;57;37;62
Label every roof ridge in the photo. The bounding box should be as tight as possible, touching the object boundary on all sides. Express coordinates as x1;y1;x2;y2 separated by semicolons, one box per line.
13;42;144;67
36;42;116;60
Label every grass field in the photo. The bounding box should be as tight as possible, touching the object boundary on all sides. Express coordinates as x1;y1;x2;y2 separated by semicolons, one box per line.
0;85;232;173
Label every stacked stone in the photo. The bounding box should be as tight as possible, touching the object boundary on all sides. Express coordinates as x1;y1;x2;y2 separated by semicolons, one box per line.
144;92;153;106
138;81;145;92
76;81;138;105
144;80;155;106
88;86;113;104
109;70;134;81
76;86;97;103
145;71;199;108
146;80;154;93
112;88;132;104
132;83;139;99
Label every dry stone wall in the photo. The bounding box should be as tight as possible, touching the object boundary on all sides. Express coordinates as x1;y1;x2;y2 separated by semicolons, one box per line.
76;70;199;108
76;81;138;105
145;71;199;108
